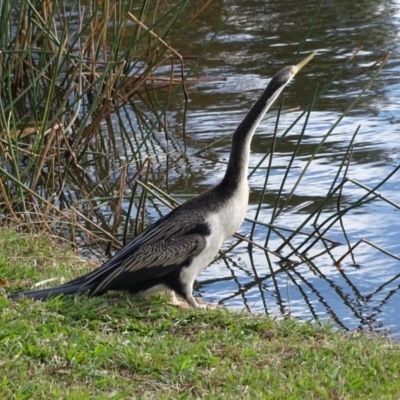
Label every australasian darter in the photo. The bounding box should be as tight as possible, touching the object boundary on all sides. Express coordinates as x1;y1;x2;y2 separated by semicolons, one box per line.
9;52;315;307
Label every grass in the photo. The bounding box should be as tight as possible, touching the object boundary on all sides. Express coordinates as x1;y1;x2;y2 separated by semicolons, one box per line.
1;228;400;399
1;3;400;396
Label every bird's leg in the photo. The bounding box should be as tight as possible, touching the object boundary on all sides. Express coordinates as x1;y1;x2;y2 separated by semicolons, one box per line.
165;289;202;309
186;293;217;309
165;289;181;305
185;293;200;308
183;282;210;308
166;290;213;309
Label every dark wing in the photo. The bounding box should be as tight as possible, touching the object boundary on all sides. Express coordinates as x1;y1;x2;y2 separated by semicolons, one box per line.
75;208;210;295
89;233;207;295
8;205;210;301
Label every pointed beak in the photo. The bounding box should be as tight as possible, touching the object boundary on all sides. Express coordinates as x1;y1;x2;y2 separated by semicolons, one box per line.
291;51;317;76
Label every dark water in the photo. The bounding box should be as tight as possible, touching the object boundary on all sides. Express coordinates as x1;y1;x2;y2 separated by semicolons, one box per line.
114;0;400;335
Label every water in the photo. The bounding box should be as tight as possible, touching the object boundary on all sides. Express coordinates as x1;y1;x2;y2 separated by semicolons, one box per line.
115;0;400;335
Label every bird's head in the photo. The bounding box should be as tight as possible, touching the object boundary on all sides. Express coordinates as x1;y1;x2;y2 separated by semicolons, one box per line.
265;51;317;103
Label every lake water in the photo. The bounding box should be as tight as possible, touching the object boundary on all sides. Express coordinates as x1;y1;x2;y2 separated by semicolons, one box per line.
103;0;400;335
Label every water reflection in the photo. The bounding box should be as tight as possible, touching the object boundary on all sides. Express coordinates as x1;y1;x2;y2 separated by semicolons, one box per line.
166;0;400;334
180;0;400;114
93;0;400;335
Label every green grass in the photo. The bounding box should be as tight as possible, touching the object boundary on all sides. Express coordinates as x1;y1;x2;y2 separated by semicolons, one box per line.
1;228;400;399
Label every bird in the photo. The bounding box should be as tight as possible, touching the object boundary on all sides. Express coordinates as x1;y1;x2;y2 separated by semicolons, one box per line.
9;52;315;307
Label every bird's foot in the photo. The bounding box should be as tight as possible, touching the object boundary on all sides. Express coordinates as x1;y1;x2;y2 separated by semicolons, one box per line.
195;298;218;309
186;294;217;309
165;291;216;309
165;290;187;307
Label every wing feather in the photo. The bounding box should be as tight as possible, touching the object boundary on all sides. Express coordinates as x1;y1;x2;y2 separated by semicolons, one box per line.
89;232;207;295
82;209;208;277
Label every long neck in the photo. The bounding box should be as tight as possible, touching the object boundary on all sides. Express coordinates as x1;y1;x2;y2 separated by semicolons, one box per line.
220;77;288;190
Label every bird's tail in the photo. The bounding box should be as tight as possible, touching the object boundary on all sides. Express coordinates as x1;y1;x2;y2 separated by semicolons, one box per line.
8;280;91;301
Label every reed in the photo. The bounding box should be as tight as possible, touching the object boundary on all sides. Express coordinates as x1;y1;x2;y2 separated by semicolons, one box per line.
0;0;397;279
0;0;214;250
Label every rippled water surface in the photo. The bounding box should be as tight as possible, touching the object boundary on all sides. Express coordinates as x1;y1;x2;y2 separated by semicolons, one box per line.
116;0;400;335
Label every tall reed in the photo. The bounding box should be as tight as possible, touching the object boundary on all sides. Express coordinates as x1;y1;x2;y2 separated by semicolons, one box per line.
0;0;213;249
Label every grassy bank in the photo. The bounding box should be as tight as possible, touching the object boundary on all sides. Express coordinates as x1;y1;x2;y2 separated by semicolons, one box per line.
1;228;399;399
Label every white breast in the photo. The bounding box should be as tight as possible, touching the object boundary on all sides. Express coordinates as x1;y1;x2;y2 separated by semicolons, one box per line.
180;180;249;287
